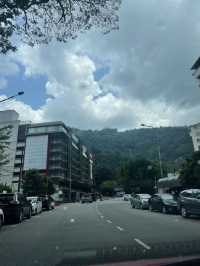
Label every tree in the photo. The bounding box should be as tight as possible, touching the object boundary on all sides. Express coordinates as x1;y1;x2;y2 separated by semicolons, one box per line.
23;169;55;195
179;151;200;188
0;183;12;192
117;159;160;194
94;166;114;188
0;126;12;169
100;180;116;195
0;0;121;54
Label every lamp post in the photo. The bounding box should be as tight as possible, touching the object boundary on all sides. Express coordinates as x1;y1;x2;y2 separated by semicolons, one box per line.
141;123;164;183
0;91;24;103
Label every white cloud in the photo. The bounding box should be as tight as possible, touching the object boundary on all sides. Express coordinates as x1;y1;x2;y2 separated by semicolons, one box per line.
0;78;7;89
0;95;43;122
2;0;200;129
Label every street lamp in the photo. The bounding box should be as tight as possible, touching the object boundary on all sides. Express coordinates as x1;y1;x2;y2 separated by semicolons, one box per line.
141;123;164;180
0;91;24;103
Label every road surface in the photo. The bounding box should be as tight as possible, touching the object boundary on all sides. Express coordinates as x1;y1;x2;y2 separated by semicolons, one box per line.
1;199;200;266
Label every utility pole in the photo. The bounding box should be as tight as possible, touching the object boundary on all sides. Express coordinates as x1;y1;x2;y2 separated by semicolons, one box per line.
141;123;164;179
69;134;72;202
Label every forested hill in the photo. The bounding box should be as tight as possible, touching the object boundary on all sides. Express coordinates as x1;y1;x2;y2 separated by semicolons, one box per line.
74;127;194;176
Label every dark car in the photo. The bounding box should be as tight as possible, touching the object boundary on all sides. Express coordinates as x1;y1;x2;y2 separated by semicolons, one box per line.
0;192;32;223
130;193;151;209
81;194;93;203
41;195;55;210
178;189;200;218
149;193;178;214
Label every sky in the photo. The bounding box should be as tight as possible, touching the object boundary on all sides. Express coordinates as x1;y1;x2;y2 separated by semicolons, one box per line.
1;0;200;130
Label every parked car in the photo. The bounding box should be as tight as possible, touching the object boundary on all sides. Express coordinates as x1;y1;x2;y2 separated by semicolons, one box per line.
81;193;93;203
178;189;200;218
123;194;132;201
0;208;4;229
130;193;151;209
0;192;32;223
27;196;42;215
41;195;55;210
149;193;178;214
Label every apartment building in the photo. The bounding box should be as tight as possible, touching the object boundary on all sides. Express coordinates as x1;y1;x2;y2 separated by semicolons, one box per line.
0;110;94;197
0;110;20;189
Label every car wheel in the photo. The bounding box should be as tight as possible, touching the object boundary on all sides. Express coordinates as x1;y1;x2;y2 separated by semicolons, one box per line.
0;216;2;229
149;204;153;212
16;210;23;223
27;208;32;219
162;206;167;214
181;206;189;218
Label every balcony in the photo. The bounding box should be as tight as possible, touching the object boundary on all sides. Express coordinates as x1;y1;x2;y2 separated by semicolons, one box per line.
48;165;65;170
14;168;21;173
50;148;66;154
15;150;23;156
17;142;25;148
15;159;22;164
51;140;67;145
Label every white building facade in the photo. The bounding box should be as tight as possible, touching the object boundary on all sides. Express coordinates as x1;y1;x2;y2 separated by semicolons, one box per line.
190;123;200;152
0;110;20;189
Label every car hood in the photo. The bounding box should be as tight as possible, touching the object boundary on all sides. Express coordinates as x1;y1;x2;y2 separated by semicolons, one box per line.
95;255;200;266
163;200;177;206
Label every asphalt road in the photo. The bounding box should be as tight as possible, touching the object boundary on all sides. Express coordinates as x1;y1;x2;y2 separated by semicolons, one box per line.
1;199;200;266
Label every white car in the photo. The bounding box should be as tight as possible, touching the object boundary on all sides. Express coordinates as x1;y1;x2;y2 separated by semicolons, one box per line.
27;196;42;215
123;194;132;201
0;208;4;228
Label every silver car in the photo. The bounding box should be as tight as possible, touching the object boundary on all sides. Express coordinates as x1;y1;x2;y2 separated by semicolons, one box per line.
130;193;151;209
0;208;4;228
27;196;42;215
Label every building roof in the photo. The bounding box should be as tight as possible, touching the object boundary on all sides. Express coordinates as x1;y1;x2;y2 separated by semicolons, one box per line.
191;57;200;70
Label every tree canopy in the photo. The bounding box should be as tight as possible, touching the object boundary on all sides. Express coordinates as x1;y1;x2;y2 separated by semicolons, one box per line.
23;169;55;196
179;151;200;188
0;0;121;53
0;183;12;193
116;159;160;194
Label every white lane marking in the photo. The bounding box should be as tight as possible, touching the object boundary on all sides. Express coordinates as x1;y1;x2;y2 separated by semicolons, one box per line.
116;226;124;231
134;238;151;250
100;215;104;219
107;219;112;224
63;206;68;210
95;203;103;216
70;218;75;223
10;225;17;228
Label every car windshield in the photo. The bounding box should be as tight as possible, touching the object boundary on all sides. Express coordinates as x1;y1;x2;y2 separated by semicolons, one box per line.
140;194;150;199
161;194;175;200
2;1;200;265
0;194;14;203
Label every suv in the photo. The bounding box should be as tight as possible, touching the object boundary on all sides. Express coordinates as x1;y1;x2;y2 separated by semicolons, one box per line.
41;195;55;210
0;193;32;223
179;189;200;218
81;194;93;203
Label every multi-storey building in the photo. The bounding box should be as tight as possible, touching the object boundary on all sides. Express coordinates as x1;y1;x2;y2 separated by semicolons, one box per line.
190;123;200;152
0;110;20;189
0;110;94;199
